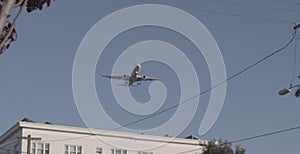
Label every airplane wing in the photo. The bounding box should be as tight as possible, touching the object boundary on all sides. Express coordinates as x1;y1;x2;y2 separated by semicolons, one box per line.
117;83;138;87
142;77;160;81
101;75;129;80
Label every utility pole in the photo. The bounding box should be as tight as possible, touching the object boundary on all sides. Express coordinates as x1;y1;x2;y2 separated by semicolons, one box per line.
20;135;42;154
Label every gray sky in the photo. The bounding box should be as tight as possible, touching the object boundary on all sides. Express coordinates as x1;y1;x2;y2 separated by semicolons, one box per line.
1;0;300;153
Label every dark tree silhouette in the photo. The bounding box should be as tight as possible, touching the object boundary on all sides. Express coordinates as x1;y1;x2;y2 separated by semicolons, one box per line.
0;0;52;55
203;139;246;154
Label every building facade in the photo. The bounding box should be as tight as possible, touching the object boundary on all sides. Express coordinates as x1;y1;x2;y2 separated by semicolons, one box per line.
0;119;207;154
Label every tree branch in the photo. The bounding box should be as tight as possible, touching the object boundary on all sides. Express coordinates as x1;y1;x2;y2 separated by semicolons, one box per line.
0;0;16;34
0;0;27;54
14;0;24;7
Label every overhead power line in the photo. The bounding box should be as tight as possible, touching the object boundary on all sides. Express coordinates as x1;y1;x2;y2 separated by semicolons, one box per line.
208;0;300;13
42;134;92;142
271;0;300;6
20;135;42;154
43;29;296;144
110;31;296;132
177;147;203;154
44;30;298;143
229;126;300;145
127;0;296;25
128;0;242;17
177;125;300;154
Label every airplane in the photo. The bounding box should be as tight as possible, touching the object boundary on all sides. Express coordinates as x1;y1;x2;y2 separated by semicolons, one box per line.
101;63;160;87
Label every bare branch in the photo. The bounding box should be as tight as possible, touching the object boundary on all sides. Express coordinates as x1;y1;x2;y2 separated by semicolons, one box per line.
0;0;27;54
0;0;16;35
14;0;24;7
0;0;53;54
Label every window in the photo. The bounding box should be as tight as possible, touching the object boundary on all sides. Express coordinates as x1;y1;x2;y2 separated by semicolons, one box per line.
37;143;43;154
31;142;50;154
111;149;127;154
65;145;82;154
96;147;102;154
45;143;49;154
65;145;68;154
77;146;82;154
116;149;121;154
70;146;76;154
32;143;36;154
137;152;153;154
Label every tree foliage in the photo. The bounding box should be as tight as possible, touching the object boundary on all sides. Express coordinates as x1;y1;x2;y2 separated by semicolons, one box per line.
0;0;52;55
26;0;51;12
203;139;246;154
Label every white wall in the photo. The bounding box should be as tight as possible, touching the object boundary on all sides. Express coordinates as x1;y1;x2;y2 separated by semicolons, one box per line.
21;124;204;154
0;122;204;154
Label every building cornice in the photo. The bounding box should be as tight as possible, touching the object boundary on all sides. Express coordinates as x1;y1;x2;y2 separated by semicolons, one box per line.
0;122;21;144
18;121;205;146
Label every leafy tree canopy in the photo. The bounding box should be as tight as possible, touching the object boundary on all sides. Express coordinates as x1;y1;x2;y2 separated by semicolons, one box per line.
203;139;246;154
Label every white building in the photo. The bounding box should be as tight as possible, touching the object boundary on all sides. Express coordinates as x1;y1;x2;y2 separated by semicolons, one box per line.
0;118;207;154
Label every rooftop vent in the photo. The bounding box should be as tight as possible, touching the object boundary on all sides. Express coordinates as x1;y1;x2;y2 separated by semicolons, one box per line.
21;118;35;123
185;135;199;140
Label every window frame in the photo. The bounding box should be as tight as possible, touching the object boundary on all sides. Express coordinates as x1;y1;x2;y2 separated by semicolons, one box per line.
31;142;50;154
111;149;127;154
64;145;82;154
96;147;103;154
137;151;153;154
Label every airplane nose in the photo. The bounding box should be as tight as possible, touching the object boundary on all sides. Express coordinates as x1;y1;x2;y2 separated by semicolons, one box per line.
137;63;141;69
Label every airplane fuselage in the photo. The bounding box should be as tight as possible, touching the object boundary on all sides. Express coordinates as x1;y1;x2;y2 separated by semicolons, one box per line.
102;63;159;87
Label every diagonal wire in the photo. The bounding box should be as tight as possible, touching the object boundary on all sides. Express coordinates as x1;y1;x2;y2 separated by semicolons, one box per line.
46;31;297;143
208;0;300;13
271;0;300;5
229;126;300;145
44;31;297;143
177;125;300;154
127;0;295;25
110;31;296;132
